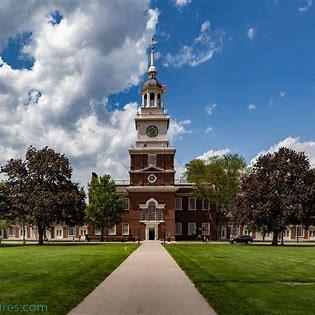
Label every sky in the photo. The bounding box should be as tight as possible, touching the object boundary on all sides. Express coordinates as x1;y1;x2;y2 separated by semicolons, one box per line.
0;0;314;187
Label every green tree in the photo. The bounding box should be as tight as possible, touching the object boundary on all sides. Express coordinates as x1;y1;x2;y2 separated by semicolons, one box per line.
85;173;124;241
0;160;30;244
1;146;86;245
232;148;314;245
185;153;246;238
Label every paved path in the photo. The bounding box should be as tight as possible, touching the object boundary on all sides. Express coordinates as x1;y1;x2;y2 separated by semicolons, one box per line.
69;241;216;315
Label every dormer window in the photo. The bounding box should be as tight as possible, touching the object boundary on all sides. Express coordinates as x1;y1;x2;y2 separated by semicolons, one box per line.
150;93;155;107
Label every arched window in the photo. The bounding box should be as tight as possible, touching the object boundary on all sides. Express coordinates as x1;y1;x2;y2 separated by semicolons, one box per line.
148;201;156;221
144;94;147;106
150;93;155;107
157;94;161;106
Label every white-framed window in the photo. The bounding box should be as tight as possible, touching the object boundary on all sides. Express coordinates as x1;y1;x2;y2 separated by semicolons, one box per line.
202;223;210;236
0;229;3;238
188;222;196;236
175;197;182;210
148;154;157;167
296;225;303;237
284;229;290;237
122;223;129;236
67;226;75;236
56;228;63;237
202;199;210;210
175;223;182;235
124;198;129;211
188;197;196;210
310;230;315;238
108;225;116;236
7;227;14;237
94;228;101;236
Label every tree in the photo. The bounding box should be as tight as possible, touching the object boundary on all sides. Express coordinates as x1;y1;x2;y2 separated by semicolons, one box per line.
185;154;246;238
1;146;86;245
85;173;124;242
232;147;314;245
0;181;9;219
0;160;29;244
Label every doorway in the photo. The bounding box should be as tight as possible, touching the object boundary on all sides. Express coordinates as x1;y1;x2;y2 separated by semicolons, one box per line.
149;228;155;240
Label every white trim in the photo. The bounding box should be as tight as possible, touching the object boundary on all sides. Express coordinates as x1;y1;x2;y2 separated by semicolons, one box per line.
188;222;196;236
55;227;63;239
175;222;182;235
175;197;182;210
148;174;157;183
94;228;102;236
296;225;304;238
127;186;177;192
202;199;210;210
202;222;210;235
7;226;14;237
122;223;129;236
108;225;116;236
188;197;196;211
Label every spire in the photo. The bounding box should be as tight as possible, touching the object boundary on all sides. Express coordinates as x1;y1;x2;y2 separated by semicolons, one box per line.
148;37;157;78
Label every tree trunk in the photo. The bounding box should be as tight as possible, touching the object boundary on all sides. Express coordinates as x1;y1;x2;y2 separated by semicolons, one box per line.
207;209;217;240
272;231;278;246
100;225;104;242
38;226;44;245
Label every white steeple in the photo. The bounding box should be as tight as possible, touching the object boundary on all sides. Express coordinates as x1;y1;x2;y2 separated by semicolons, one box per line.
148;38;157;78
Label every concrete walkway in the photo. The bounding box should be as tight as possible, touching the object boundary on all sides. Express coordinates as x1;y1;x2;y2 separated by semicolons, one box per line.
69;241;216;315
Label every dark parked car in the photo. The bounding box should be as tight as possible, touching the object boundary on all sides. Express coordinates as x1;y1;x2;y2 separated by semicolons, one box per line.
230;235;253;244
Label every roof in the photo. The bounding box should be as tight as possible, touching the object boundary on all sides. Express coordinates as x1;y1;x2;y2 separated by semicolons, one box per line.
141;78;162;92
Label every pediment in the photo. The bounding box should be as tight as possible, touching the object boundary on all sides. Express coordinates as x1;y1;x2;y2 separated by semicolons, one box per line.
142;166;164;172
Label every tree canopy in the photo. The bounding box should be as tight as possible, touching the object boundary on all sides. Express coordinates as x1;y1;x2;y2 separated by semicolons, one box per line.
85;173;124;241
185;153;246;237
1;146;86;245
232;147;315;245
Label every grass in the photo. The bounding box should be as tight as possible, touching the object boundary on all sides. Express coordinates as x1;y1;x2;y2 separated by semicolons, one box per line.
166;244;315;315
0;243;138;314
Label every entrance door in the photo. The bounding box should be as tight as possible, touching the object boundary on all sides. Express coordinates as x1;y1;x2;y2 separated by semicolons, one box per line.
149;228;155;240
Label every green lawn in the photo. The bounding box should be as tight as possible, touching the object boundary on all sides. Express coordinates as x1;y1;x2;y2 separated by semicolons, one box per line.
0;244;138;314
166;244;315;315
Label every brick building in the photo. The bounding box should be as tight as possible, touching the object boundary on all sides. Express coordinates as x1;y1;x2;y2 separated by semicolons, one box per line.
1;41;314;242
112;39;216;241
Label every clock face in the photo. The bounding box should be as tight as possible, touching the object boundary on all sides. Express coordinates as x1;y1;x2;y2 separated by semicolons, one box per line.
146;125;158;138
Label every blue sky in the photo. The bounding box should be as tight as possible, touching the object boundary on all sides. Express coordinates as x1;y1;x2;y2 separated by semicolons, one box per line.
0;0;314;185
111;0;315;169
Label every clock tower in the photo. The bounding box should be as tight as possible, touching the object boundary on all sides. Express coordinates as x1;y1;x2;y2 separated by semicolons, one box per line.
126;39;176;241
129;38;175;187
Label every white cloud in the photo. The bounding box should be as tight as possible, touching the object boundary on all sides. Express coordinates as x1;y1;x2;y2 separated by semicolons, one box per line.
299;0;312;12
164;20;224;68
205;103;217;115
247;27;257;41
169;119;192;142
251;136;315;167
174;0;191;7
247;103;256;110
205;125;213;135
197;148;231;161
279;91;286;97
0;1;160;186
